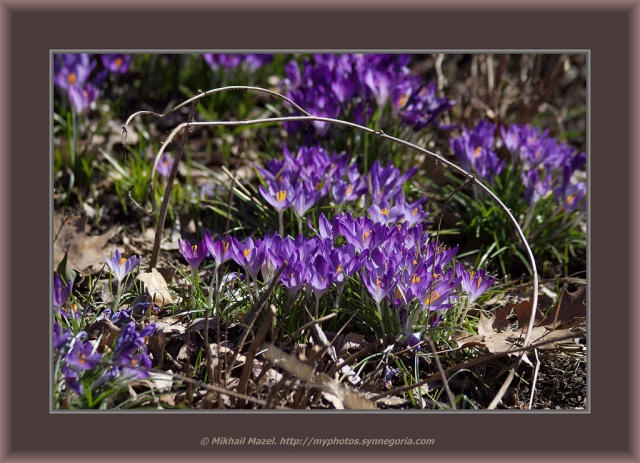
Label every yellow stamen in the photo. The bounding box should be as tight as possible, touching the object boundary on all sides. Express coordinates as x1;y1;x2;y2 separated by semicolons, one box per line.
346;184;353;196
477;277;483;288
425;291;440;305
381;207;389;215
115;57;123;68
243;249;250;258
567;194;575;205
337;264;343;273
316;182;323;191
474;146;482;157
411;274;420;284
192;245;198;253
398;93;408;107
276;190;287;203
412;207;418;216
224;242;229;252
119;257;127;267
68;73;76;85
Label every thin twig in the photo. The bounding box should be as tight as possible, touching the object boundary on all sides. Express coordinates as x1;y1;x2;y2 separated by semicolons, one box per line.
226;264;286;386
528;348;541;409
149;91;201;270
425;337;456;409
236;304;277;407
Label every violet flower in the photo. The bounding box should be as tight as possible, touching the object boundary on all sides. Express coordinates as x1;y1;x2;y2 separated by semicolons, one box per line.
61;363;84;395
65;340;102;371
204;231;233;268
456;262;495;303
156;153;174;177
54;273;73;314
101;54;131;74
179;238;207;278
105;249;142;284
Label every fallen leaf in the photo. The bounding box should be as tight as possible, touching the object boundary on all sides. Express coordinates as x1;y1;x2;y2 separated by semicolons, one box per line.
136;268;173;309
454;312;584;355
539;285;586;329
84;319;121;353
53;215;119;273
492;304;513;330
511;299;544;329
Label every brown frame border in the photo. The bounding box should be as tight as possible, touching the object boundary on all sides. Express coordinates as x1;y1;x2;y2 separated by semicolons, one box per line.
1;2;637;462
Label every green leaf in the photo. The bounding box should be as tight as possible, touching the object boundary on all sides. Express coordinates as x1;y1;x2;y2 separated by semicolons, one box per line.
56;250;77;285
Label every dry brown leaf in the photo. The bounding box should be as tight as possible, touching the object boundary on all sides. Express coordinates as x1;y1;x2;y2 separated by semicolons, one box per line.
492;304;513;330
84;319;121;353
53;214;119;273
455;312;585;354
539;285;586;329
476;313;522;354
137;268;173;309
512;299;544;329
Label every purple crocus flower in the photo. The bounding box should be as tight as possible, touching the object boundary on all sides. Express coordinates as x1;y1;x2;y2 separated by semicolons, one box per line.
53;322;72;351
361;250;397;304
279;260;309;297
61;363;84;395
68;83;100;114
244;54;274;71
113;321;155;360
65;340;102;371
179;238;207;277
522;170;552;206
292;178;324;218
118;352;153;380
449;120;505;183
456;262;495;303
308;255;336;313
54;274;73;314
258;177;293;212
230;237;266;282
105;249;142;284
204;231;233;268
203;54;243;70
54;54;96;91
553;165;586;212
156;153;174;177
558;182;586;212
101;54;131;74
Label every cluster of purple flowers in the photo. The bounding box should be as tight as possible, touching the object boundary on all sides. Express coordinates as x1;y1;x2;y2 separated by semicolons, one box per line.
256;143;429;230
54;53;131;113
54;324;102;395
500;123;586;211
449;120;506;184
281;54;454;137
102;322;156;383
179;213;495;344
203;53;273;72
450;120;586;211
